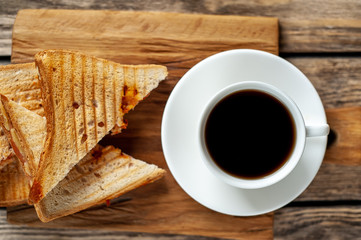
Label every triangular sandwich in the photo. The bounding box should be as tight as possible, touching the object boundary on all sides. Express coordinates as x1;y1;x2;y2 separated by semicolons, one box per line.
35;145;164;222
29;50;167;203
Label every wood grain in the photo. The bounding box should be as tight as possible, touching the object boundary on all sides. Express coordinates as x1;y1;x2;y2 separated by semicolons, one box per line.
203;0;361;53
324;107;361;166
296;162;361;201
274;206;361;240
286;57;361;109
294;107;361;201
1;0;361;55
7;202;273;240
0;208;222;240
5;9;278;240
10;9;278;64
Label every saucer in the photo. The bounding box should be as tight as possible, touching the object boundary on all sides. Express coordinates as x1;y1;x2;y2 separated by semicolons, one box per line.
161;49;328;216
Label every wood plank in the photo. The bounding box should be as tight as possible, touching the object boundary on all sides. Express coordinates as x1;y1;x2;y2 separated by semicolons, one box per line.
296;163;361;201
286;57;361;109
2;0;361;55
296;108;361;202
204;0;361;53
6;9;277;240
11;9;278;64
7;202;273;240
324;107;361;166
0;15;14;56
0;209;217;240
274;206;361;239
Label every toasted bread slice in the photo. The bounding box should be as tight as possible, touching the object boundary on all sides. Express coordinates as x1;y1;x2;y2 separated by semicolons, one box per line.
0;63;44;116
30;50;167;203
0;157;30;207
0;95;46;179
35;145;165;222
0;62;43;168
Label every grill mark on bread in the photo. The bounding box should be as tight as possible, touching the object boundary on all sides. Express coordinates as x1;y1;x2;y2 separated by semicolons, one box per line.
59;53;67;171
122;67;128;115
66;161;133;199
101;164;138;189
40;52;53;201
92;58;98;142
102;59;108;139
70;54;79;160
113;65;121;129
84;166;140;200
60;53;66;163
132;68;137;115
51;147;130;190
101;162;164;202
121;67;129;126
121;67;139;114
112;64;116;131
82;56;88;153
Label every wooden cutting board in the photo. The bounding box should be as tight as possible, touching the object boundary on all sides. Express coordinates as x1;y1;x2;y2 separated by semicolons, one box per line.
7;9;279;240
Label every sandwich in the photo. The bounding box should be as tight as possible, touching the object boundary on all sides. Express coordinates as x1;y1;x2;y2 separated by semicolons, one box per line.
0;49;167;222
30;50;167;203
36;145;164;222
0;97;164;221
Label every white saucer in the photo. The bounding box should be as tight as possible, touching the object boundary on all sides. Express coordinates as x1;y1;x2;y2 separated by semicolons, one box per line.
161;49;328;216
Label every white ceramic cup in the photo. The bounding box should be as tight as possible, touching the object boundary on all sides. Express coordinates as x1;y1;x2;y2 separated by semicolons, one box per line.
198;81;330;189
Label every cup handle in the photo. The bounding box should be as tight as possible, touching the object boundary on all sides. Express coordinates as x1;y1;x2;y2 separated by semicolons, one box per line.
306;124;330;137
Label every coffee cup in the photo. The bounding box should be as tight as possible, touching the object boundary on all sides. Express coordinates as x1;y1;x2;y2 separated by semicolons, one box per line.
198;81;329;189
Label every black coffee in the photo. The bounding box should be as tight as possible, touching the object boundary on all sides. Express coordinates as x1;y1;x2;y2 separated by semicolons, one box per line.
205;90;296;179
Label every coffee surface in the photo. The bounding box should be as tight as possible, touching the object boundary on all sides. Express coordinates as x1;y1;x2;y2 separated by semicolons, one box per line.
205;90;296;179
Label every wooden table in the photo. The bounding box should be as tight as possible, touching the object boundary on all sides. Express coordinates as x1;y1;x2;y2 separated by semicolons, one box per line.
1;1;361;239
